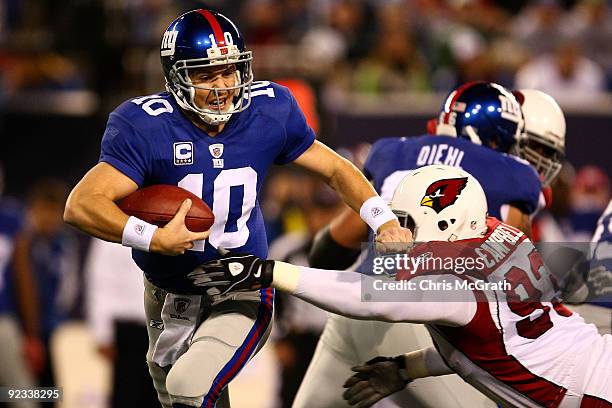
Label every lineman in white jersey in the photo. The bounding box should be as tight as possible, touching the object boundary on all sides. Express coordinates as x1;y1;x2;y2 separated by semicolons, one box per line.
292;83;550;408
295;88;568;408
511;91;612;334
194;165;612;408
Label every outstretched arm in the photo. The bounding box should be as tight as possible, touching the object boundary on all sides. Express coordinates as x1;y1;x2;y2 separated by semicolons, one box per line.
275;263;476;325
195;255;475;326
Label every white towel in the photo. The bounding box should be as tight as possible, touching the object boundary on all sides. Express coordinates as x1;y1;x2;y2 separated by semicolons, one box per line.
151;293;202;367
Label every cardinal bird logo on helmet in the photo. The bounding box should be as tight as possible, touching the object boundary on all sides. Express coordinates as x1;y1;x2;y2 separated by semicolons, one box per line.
421;177;468;213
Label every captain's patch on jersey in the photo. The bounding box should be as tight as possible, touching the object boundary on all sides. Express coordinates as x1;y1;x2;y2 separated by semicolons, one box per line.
174;142;193;165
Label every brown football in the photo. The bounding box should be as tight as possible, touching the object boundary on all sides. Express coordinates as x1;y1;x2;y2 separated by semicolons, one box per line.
117;185;214;232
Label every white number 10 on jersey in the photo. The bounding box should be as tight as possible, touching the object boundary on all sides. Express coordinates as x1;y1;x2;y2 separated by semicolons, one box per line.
179;167;257;251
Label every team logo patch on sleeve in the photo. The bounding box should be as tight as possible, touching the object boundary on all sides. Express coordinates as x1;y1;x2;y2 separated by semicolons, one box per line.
421;177;468;213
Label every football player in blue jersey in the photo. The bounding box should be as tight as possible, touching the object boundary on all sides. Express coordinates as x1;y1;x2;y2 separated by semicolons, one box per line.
63;8;410;408
559;199;612;335
294;82;544;408
584;200;612;334
0;165;39;403
310;81;541;271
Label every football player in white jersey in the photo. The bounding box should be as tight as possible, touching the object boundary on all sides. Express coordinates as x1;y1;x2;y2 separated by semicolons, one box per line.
513;91;611;335
288;84;554;408
195;165;612;408
286;87;569;408
513;89;566;190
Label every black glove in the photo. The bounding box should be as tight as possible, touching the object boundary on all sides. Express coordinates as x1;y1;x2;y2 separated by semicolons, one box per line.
343;356;411;408
188;251;275;296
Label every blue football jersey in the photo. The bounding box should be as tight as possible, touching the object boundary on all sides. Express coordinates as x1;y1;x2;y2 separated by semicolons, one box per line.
589;200;612;307
0;198;23;314
363;135;542;218
355;135;541;276
99;81;315;292
29;231;78;340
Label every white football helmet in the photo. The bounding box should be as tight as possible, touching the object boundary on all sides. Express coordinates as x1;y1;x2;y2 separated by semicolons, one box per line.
513;89;566;187
390;165;488;242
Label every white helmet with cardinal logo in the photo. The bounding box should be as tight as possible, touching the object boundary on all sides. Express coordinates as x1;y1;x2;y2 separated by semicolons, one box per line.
390;165;488;242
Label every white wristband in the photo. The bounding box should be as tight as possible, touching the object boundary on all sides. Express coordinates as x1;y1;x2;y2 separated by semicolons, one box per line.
122;216;158;252
359;196;397;232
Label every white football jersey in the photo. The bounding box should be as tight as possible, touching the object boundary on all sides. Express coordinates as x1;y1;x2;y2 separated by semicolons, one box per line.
412;219;611;407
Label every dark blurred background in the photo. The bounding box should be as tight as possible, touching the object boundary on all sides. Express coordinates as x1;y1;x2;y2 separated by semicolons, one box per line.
0;1;610;407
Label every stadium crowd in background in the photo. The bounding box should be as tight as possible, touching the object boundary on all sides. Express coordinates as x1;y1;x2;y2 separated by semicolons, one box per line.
1;0;612;104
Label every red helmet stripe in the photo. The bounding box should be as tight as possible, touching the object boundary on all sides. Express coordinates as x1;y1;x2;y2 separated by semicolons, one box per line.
443;81;478;124
198;9;226;46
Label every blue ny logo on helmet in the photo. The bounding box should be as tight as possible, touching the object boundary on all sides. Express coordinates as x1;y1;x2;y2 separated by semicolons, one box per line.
160;9;253;125
435;81;524;153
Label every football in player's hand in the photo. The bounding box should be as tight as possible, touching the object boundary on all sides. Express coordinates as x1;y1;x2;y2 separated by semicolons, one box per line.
117;185;214;232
